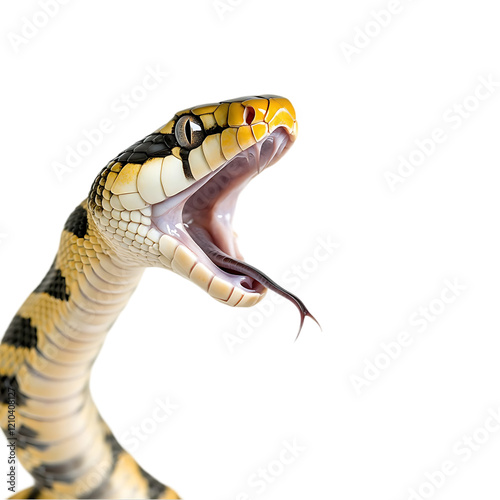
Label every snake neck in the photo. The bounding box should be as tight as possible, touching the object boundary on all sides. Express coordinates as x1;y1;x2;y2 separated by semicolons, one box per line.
0;202;178;499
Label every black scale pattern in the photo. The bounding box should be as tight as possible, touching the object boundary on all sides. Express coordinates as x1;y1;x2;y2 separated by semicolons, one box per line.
179;149;195;180
27;487;42;499
114;133;176;165
140;468;167;499
105;432;123;463
0;375;25;406
87;116;228;216
85;433;166;498
64;205;88;239
83;433;123;498
88;166;109;215
15;424;50;451
34;261;69;301
31;454;87;486
2;316;38;349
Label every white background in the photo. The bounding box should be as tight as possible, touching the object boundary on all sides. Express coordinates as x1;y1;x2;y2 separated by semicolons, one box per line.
2;1;500;499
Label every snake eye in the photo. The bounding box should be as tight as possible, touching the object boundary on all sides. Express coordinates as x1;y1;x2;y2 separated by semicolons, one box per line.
175;115;205;150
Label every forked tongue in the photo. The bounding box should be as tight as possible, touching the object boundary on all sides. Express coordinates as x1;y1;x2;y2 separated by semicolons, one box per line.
193;227;320;339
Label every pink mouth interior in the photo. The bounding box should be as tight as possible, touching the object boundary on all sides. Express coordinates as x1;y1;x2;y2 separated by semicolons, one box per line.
183;128;291;288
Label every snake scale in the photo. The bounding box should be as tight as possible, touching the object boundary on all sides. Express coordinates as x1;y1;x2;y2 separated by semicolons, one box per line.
0;95;317;499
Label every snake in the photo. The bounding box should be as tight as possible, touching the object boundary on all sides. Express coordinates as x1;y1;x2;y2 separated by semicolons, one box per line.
0;95;317;499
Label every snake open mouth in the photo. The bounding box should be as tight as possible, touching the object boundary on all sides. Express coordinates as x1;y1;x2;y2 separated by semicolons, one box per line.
152;127;318;336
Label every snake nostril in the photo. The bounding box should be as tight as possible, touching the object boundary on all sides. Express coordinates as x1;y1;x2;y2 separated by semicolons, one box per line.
243;106;255;125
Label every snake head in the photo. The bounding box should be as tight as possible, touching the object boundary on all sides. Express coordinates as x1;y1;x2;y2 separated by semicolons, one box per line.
89;95;317;334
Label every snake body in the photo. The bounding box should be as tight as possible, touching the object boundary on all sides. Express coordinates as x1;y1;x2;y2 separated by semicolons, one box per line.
0;96;313;499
